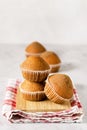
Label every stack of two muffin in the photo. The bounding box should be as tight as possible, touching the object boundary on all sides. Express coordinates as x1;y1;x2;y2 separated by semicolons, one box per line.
20;43;50;101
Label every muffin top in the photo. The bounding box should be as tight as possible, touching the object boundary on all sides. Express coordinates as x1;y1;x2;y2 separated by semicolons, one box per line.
25;41;46;54
41;51;61;65
47;74;73;99
20;56;50;71
21;80;45;92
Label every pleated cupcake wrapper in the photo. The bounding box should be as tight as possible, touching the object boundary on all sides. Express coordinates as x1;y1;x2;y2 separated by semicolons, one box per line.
46;78;73;103
25;51;42;57
50;63;61;68
49;61;73;69
2;79;83;123
49;63;61;73
19;83;45;95
21;68;51;73
19;82;46;101
21;68;50;82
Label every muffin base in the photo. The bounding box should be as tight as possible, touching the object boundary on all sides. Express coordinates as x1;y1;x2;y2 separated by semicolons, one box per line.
19;84;46;101
50;63;61;73
21;68;50;82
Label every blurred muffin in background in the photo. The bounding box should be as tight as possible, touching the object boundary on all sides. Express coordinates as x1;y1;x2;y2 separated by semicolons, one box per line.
41;51;61;73
25;41;46;57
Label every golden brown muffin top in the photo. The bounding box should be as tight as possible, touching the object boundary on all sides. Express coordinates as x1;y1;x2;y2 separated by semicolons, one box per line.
48;74;73;99
25;41;46;54
41;51;61;65
20;56;50;71
21;80;45;92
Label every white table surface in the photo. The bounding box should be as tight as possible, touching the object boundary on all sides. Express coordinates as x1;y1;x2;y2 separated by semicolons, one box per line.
0;44;87;129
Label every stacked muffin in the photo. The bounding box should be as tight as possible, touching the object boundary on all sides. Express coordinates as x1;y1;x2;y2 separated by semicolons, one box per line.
20;41;50;101
20;41;74;104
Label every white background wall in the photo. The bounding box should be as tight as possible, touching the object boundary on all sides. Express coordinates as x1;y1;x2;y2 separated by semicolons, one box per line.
0;0;87;45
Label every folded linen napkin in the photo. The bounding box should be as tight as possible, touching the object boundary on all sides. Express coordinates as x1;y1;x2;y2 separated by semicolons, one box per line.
2;79;83;123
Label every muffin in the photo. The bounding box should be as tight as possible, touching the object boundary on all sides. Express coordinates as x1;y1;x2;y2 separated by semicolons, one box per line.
41;51;61;73
25;41;46;57
44;74;73;104
20;56;50;82
19;80;46;101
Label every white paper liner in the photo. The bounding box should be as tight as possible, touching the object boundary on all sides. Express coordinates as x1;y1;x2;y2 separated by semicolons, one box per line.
19;83;46;101
50;63;61;68
25;51;42;56
20;67;51;82
19;83;45;95
21;67;51;73
49;63;61;73
45;75;73;102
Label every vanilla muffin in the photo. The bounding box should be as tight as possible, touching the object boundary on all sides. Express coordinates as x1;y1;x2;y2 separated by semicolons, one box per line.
41;51;61;73
20;56;50;82
25;41;46;57
19;80;46;101
44;74;73;104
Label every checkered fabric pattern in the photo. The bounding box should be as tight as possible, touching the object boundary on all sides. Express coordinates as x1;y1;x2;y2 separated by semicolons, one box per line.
2;79;83;123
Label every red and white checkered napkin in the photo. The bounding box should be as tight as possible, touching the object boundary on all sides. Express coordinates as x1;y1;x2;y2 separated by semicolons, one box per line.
2;79;83;123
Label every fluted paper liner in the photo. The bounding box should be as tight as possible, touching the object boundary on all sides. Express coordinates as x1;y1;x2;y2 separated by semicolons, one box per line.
21;68;50;82
19;83;46;101
25;51;42;57
49;63;61;73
